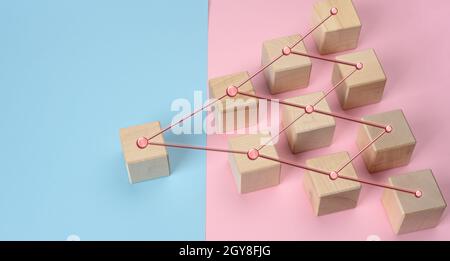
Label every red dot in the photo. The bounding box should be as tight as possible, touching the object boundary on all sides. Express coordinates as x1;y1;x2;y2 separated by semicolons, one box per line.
356;62;364;70
330;7;338;15
415;190;422;198
136;137;148;149
247;148;259;160
385;125;393;133
305;105;314;114
329;171;339;180
226;85;238;97
282;46;291;56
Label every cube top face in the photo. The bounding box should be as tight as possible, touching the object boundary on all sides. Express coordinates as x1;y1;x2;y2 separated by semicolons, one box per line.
283;91;335;134
262;34;311;73
119;121;167;164
335;49;386;89
228;134;280;174
306;151;361;197
208;71;256;113
362;109;416;152
313;0;361;33
389;169;447;214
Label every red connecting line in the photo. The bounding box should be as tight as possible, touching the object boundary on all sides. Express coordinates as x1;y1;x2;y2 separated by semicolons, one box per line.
137;8;420;198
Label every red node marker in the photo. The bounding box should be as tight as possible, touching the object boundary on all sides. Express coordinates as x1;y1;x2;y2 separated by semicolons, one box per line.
305;105;314;114
356;62;364;70
226;85;238;97
385;125;393;133
329;171;339;180
282;46;291;56
415;190;423;198
247;148;259;160
136;137;148;149
330;7;338;15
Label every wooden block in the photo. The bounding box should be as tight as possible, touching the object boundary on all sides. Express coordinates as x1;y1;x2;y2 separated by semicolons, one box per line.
332;49;387;109
119;121;170;184
208;71;258;132
312;0;361;54
382;169;447;234
261;34;312;94
356;109;416;173
281;91;335;153
304;151;361;216
228;134;281;193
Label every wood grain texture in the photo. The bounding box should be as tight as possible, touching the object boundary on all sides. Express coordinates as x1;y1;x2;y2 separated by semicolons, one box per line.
208;71;258;132
382;169;447;234
262;34;312;94
304;151;361;216
281;91;335;153
312;0;361;54
357;109;416;173
228;134;281;193
333;49;386;109
119;121;170;184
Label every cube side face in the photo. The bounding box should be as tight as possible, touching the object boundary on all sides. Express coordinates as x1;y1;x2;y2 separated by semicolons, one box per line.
304;151;362;216
312;0;361;54
399;208;446;234
381;188;405;234
358;109;416;172
356;125;378;172
241;164;281;193
316;26;361;55
271;65;311;94
282;92;336;153
369;143;415;173
119;121;170;184
383;169;447;234
295;125;336;153
208;71;258;132
127;156;170;184
334;49;386;109
345;79;385;109
303;172;321;215
215;99;259;133
318;188;361;216
227;134;281;193
228;151;243;193
262;34;312;94
332;64;350;108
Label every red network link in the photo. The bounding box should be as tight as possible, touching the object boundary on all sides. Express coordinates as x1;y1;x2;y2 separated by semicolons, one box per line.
135;8;421;198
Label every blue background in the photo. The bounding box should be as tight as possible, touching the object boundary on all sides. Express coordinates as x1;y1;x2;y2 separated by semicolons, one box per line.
0;0;208;240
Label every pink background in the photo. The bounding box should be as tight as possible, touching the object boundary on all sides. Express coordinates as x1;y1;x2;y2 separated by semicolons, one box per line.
207;0;450;240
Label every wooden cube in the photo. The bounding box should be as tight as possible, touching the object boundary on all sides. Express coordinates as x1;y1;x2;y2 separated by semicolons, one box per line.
382;169;447;234
261;34;312;94
304;151;362;216
357;109;416;173
332;49;387;110
312;0;361;54
208;71;258;132
119;121;170;184
228;134;281;193
281;91;336;153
